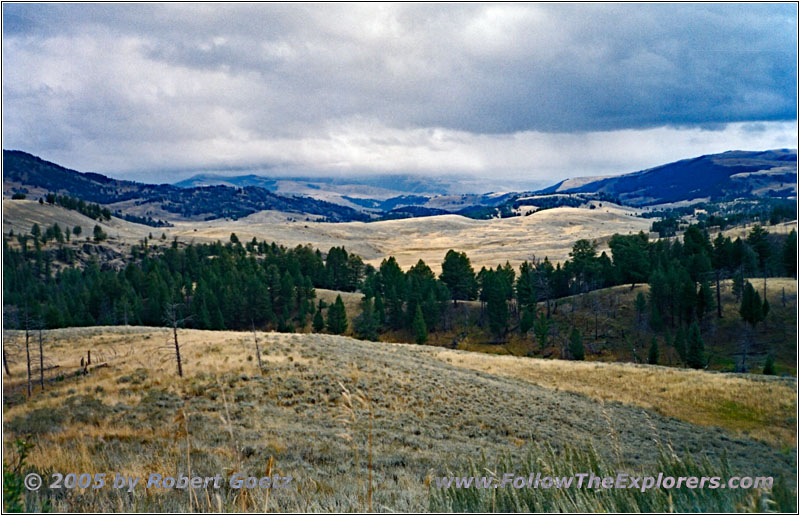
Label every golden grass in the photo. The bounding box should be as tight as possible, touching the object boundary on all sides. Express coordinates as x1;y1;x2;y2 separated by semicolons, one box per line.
434;349;796;448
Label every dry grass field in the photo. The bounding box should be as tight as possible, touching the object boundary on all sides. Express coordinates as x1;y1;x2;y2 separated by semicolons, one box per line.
2;327;795;511
4;199;652;270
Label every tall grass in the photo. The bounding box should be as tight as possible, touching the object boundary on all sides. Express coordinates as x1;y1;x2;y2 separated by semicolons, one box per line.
429;442;796;513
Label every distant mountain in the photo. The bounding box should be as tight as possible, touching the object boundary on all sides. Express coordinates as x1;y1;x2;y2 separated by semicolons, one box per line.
540;149;797;206
175;172;457;197
174;173;279;191
2;150;369;222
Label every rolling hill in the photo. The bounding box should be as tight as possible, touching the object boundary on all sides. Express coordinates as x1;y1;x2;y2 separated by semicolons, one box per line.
2;150;369;222
2;327;795;511
541;149;797;206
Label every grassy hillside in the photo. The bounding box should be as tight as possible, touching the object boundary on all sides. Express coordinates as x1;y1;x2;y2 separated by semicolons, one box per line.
363;278;797;376
2;327;795;512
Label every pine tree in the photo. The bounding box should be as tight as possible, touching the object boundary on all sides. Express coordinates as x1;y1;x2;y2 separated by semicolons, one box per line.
686;322;705;369
647;336;659;365
763;354;776;375
568;327;584;360
673;327;687;364
354;297;378;341
533;312;551;351
520;306;535;334
731;268;744;301
634;292;647;326
696;280;715;321
326;295;348;335
739;281;764;328
649;303;664;332
783;230;797;277
412;304;428;345
312;308;325;332
440;250;477;304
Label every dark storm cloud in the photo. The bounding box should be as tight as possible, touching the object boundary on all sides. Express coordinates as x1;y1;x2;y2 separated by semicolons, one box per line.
2;3;797;179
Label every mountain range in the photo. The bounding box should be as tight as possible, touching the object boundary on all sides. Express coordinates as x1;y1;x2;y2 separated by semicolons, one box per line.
540;149;797;206
3;148;796;223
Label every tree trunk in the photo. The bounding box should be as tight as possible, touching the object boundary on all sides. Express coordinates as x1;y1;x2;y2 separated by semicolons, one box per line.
25;329;32;398
173;324;183;377
38;328;44;392
715;271;722;318
2;346;10;376
252;322;263;373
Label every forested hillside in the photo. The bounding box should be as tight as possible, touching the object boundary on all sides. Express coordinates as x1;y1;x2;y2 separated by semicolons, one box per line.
4;216;796;373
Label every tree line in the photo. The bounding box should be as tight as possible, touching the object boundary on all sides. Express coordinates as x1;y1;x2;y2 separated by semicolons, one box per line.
3;223;796;369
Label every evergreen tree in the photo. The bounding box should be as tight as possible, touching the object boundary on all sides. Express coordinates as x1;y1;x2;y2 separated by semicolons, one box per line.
763;354;776;375
608;232;650;289
373;294;386;326
483;270;509;338
739;281;764;328
440;250;477;304
533;312;551;351
783;230;797;277
673;327;687;364
412;304;428;345
93;224;107;242
731;268;745;301
568;327;584;360
647;336;659;365
649;303;664;332
686;322;705;369
354;296;378;341
634;292;647;326
520;306;535;334
696;280;715;320
326;295;348;335
312;307;325;332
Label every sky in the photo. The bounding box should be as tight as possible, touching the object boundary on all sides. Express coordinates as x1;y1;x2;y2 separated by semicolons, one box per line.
2;3;797;185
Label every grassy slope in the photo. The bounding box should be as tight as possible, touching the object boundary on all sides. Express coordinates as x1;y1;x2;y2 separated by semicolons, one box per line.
2;327;795;512
345;278;797;377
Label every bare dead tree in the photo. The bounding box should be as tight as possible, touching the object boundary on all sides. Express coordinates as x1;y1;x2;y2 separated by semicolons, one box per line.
2;305;19;376
251;321;264;373
164;303;192;377
22;306;33;398
38;323;45;392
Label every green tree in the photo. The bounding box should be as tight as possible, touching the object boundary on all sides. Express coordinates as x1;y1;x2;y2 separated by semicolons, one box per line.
354;296;378;341
609;232;650;289
568;239;600;291
412;304;428;345
93;224;107;242
440;250;477;304
568;327;584;360
520;306;535;334
763;354;776;375
312;307;325;332
673;328;687;364
73;225;82;237
739;281;764;328
686;322;705;369
482;270;509;339
696;280;715;320
647;336;659;365
634;292;647;326
533;312;551;351
326;295;348;335
747;225;771;273
783;230;797;277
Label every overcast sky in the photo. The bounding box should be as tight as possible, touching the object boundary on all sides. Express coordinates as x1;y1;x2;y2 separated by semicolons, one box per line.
2;3;797;184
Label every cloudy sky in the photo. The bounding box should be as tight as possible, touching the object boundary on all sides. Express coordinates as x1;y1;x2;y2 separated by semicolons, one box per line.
2;3;797;184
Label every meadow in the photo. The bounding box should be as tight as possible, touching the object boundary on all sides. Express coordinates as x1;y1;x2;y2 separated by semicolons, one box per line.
3;326;796;512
